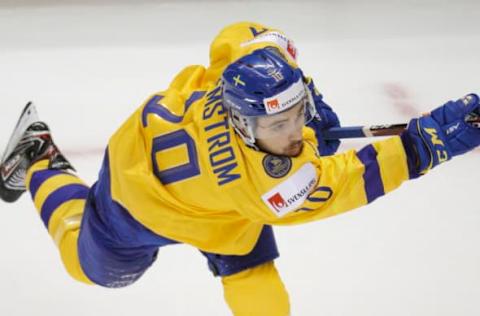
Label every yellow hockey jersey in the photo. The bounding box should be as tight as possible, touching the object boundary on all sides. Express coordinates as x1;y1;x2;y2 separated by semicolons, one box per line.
107;22;410;255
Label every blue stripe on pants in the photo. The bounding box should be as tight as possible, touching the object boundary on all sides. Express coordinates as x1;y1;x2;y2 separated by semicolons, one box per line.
40;184;89;228
356;145;385;203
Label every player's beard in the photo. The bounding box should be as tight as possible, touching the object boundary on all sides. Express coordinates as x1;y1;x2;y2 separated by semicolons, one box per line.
284;140;303;157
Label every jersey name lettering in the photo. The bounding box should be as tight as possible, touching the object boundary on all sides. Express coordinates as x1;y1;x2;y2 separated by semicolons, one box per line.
203;86;241;185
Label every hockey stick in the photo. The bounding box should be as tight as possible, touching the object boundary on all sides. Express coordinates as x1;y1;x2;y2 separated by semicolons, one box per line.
323;115;480;140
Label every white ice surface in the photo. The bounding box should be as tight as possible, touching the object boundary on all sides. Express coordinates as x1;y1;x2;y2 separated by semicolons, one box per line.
0;1;479;315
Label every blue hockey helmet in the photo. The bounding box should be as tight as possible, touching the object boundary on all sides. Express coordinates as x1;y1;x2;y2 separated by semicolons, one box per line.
222;47;316;147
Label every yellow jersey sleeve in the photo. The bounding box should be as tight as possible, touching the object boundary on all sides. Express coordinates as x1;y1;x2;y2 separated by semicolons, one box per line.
236;133;410;225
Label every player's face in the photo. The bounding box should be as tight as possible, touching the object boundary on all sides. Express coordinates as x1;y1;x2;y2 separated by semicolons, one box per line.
255;101;305;157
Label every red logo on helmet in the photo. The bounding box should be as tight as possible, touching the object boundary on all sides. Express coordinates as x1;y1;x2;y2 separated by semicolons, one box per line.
287;41;297;60
267;99;279;110
267;193;287;212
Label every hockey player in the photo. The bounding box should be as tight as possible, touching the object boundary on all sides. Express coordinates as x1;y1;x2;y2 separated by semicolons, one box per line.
1;22;480;316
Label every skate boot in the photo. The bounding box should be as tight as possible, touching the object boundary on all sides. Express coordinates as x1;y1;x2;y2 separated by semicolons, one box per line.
0;103;73;203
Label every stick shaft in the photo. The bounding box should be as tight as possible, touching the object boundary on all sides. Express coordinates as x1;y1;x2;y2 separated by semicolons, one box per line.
323;124;407;140
323;116;480;140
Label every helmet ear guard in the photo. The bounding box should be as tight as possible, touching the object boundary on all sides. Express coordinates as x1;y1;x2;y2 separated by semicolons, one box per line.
227;108;257;148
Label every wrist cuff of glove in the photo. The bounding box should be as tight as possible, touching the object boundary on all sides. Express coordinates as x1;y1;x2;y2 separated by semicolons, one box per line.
400;131;423;179
415;116;452;170
402;116;453;178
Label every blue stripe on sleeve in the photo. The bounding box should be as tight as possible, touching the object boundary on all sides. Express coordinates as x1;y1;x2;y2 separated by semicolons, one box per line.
40;184;89;228
29;169;64;199
356;145;385;203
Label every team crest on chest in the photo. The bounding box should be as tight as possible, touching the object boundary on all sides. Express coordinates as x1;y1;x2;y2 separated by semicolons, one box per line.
262;155;292;178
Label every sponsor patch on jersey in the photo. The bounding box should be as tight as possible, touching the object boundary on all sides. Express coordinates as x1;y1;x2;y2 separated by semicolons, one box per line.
263;78;306;114
240;31;298;61
262;163;317;217
262;155;292;178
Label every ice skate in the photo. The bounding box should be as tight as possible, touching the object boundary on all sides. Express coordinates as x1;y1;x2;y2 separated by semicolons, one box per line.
0;103;73;203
